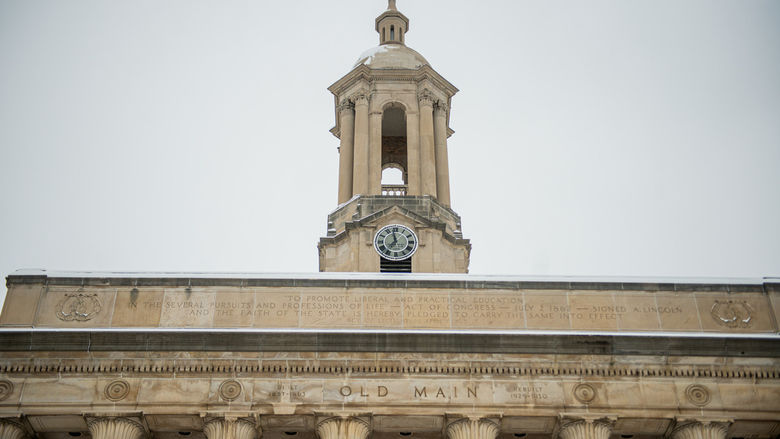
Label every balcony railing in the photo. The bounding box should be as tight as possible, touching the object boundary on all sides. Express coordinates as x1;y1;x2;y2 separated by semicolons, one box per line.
381;184;407;196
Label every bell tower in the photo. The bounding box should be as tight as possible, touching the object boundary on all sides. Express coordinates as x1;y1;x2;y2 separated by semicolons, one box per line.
318;1;470;273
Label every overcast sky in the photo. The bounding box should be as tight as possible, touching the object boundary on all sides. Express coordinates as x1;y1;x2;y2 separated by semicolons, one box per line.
1;0;779;307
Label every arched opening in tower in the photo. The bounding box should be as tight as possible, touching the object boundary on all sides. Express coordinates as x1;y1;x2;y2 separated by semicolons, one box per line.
381;105;408;195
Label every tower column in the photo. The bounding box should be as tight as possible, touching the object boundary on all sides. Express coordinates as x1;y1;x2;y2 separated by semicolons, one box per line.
352;92;370;196
369;109;383;195
337;101;355;204
203;418;260;439
433;101;451;206
446;418;499;439
86;417;145;439
316;417;371;439
418;90;437;197
671;421;729;439
406;109;421;195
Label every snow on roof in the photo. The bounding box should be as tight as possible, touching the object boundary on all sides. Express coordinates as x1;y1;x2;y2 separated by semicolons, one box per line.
9;269;773;285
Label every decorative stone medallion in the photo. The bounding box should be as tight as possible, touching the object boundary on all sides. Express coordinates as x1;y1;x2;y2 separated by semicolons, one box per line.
104;380;130;401
219;379;242;401
0;380;13;401
56;293;101;321
685;384;711;406
573;383;596;403
710;299;753;328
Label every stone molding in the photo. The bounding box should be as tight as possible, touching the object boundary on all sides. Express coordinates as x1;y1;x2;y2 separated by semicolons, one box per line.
315;417;371;439
0;419;28;439
671;420;731;439
445;418;499;439
1;358;777;381
86;417;145;439
203;418;259;439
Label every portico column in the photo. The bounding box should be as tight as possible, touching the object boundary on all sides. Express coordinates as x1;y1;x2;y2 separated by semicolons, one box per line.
433;100;451;206
368;109;383;195
352;92;370;196
671;421;729;439
316;417;370;439
0;419;28;439
203;418;260;439
558;419;613;439
418;90;437;197
337;100;355;204
87;417;145;439
446;418;499;439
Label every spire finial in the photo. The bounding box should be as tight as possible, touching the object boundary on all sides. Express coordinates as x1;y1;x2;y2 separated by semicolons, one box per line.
388;0;397;11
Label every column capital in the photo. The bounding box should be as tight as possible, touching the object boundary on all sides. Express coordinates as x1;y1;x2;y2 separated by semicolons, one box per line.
671;420;731;439
338;100;355;113
203;417;260;439
434;100;448;116
316;417;371;439
445;418;499;439
417;89;435;107
86;417;145;439
0;418;29;439
557;416;615;439
351;91;370;106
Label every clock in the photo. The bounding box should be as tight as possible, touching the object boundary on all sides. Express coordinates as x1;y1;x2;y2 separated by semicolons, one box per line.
373;224;418;261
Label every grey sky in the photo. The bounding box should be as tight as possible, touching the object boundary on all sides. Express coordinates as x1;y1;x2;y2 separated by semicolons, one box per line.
1;0;779;307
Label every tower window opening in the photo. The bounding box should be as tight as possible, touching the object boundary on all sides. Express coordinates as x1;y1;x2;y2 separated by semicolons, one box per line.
381;105;408;195
381;256;412;273
382;28;386;42
390;25;395;41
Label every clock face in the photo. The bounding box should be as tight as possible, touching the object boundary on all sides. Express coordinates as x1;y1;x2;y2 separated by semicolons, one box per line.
374;224;418;261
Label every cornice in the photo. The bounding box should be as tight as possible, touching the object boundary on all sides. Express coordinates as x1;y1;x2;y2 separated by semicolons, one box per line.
328;65;458;99
0;357;778;380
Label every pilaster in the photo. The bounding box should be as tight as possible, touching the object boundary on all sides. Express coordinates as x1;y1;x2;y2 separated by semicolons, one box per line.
433;100;451;206
316;417;371;439
86;417;145;439
369;109;383;195
352;91;370;196
418;89;437;197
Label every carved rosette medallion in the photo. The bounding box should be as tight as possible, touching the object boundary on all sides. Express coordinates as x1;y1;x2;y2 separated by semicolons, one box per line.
56;293;101;321
685;384;711;406
218;379;242;401
0;379;13;401
710;300;753;328
573;383;596;403
105;380;130;401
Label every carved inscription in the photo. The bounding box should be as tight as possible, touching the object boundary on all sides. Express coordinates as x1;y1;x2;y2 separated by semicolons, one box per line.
138;288;767;332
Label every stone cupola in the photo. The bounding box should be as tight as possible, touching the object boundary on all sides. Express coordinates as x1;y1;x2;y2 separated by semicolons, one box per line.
376;0;409;45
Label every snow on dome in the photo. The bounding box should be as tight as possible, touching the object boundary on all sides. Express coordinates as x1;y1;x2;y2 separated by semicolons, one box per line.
353;43;429;70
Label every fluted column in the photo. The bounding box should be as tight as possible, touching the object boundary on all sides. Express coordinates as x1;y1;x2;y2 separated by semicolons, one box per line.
671;422;729;439
433;101;451;206
368;109;383;195
558;419;612;439
87;417;145;439
0;419;28;439
337;100;355;204
418;90;437;197
446;418;499;439
352;92;370;196
204;418;259;439
316;417;370;439
405;109;421;195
